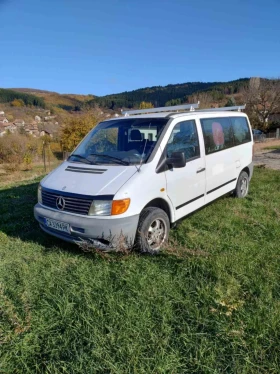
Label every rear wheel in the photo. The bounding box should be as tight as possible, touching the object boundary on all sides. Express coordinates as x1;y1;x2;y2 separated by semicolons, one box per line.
234;171;249;198
135;207;170;254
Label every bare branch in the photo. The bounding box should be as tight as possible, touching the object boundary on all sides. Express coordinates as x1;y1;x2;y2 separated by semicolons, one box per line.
241;77;280;130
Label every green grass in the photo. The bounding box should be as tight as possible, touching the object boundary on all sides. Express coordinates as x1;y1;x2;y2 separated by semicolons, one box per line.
1;168;280;373
263;145;280;150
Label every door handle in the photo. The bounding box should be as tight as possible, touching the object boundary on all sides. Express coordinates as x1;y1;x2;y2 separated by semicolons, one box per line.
196;167;206;173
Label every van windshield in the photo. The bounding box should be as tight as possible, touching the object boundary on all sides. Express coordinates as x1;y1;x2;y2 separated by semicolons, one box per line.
68;118;168;165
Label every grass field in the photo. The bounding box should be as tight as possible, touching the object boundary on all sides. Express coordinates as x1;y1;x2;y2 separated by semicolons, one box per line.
0;161;62;189
1;168;280;373
264;145;280;151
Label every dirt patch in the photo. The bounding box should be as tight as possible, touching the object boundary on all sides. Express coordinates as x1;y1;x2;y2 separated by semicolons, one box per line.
254;139;280;152
254;149;280;170
253;139;280;171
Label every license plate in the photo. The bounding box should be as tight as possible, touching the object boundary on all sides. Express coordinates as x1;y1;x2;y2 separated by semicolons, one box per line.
45;218;70;233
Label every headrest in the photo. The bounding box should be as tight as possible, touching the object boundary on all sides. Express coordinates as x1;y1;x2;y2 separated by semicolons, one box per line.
180;122;193;135
173;132;188;143
130;129;142;141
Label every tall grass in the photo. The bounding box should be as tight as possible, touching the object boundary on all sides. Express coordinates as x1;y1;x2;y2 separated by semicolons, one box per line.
0;168;280;373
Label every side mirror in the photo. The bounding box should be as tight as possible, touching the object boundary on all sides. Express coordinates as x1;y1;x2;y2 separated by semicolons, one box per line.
166;152;186;168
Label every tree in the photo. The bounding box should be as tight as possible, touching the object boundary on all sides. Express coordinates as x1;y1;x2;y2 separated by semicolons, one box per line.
165;99;181;106
225;97;236;107
242;78;280;130
188;92;212;109
60;114;99;152
139;101;154;109
11;99;25;107
0;133;39;171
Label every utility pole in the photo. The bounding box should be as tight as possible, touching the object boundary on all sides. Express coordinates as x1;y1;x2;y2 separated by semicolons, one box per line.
42;140;46;172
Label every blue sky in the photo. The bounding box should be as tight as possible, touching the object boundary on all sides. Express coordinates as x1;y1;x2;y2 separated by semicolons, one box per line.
0;0;279;95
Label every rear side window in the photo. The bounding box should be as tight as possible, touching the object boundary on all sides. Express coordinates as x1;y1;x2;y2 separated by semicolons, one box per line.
201;117;234;155
201;116;251;155
231;117;251;145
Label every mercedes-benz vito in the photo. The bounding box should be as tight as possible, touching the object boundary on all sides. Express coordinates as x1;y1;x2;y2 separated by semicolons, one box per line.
34;104;253;252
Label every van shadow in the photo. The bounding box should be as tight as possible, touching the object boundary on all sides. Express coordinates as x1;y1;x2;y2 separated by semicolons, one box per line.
0;182;189;267
0;182;82;255
268;149;280;155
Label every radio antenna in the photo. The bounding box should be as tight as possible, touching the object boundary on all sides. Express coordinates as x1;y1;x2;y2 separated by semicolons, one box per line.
137;122;151;172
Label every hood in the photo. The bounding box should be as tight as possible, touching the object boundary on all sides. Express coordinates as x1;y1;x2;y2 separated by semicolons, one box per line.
42;161;137;196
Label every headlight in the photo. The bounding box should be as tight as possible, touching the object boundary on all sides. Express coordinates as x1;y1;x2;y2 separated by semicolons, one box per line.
88;200;112;216
37;184;42;204
88;198;130;216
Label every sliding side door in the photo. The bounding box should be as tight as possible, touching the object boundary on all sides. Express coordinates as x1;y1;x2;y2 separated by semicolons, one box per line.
200;116;238;204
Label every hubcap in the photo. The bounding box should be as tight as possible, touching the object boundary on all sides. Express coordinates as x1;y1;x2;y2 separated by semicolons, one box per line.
240;177;248;196
147;218;167;250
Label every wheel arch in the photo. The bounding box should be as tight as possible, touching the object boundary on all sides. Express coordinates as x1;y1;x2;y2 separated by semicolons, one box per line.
241;166;250;178
143;198;173;223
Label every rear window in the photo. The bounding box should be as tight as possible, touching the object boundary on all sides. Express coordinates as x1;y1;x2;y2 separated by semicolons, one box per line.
231;117;251;145
201;116;251;155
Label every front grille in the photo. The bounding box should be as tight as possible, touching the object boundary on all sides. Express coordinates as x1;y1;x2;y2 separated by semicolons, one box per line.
42;189;93;215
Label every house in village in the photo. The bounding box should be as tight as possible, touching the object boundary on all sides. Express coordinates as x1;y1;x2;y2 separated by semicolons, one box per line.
40;129;53;137
0;111;5;116
14;119;25;127
0;116;9;124
5;123;17;133
0;124;7;136
0;122;17;136
44;115;57;121
269;112;280;124
24;121;39;137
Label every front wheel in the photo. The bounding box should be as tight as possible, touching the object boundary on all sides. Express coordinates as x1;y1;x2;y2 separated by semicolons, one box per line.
234;171;249;198
135;207;170;254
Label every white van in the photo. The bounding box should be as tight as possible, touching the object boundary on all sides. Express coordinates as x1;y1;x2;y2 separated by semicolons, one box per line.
34;104;253;252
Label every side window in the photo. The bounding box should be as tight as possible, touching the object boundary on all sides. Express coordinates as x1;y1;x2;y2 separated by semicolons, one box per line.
231;117;252;145
166;120;200;161
201;117;234;155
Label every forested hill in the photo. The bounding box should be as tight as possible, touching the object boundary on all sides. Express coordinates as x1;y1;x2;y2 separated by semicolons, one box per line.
0;88;46;108
90;78;249;109
3;78;250;111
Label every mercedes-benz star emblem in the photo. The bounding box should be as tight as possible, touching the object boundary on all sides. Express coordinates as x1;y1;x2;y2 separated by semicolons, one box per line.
56;196;66;210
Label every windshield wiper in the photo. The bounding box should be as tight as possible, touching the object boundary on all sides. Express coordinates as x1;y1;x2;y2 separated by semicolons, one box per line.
89;153;129;166
68;154;92;164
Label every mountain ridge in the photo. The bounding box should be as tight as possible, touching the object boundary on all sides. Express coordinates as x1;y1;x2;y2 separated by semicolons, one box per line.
1;78;250;110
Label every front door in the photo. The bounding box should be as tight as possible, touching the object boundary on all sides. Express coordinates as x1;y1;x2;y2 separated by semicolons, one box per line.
164;119;206;221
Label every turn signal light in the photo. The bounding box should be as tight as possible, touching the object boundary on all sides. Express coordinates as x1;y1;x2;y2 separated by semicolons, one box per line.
111;199;130;215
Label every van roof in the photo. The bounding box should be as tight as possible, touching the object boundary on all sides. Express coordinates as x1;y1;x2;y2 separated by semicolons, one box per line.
102;110;248;122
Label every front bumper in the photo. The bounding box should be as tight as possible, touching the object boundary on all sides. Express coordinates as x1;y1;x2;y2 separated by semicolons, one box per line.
34;204;139;249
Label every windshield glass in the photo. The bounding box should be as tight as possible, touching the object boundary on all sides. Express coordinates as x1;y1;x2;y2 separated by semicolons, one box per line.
68;118;168;165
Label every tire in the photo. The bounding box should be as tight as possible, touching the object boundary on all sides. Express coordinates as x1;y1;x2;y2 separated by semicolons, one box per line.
234;171;249;198
135;207;170;254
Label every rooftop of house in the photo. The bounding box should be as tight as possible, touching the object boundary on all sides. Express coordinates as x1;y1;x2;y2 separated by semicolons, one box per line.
41;129;52;134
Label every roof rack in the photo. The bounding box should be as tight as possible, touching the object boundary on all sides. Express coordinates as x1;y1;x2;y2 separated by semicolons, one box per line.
121;102;200;116
121;103;246;117
196;105;246;112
